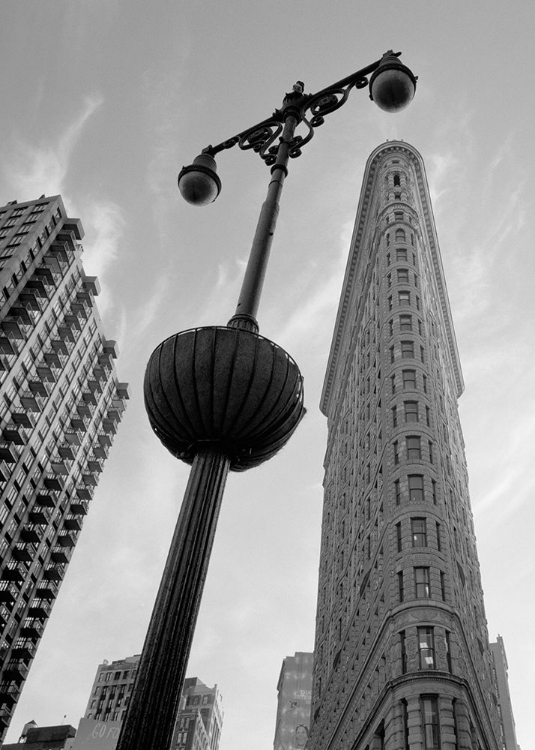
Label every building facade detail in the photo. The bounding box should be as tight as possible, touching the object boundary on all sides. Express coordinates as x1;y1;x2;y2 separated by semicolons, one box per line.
0;195;128;740
310;143;502;750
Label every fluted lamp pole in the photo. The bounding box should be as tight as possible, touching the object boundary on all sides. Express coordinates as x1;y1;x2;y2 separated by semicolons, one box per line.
116;50;416;750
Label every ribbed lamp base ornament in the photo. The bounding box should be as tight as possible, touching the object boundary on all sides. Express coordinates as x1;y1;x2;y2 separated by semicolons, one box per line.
116;325;304;750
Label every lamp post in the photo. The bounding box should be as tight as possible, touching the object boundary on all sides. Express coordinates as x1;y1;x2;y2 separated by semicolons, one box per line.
116;50;416;750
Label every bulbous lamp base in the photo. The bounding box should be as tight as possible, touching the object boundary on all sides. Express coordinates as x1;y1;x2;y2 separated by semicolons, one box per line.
144;325;305;471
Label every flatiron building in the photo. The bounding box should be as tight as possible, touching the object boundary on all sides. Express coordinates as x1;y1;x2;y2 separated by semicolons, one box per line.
0;195;128;740
310;143;504;750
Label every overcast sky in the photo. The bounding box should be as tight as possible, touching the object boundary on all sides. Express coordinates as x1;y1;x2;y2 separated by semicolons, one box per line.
1;1;534;747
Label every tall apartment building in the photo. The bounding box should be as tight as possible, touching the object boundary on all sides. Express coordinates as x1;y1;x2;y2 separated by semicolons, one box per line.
310;143;504;750
273;652;313;750
490;637;519;750
0;195;128;740
85;656;223;750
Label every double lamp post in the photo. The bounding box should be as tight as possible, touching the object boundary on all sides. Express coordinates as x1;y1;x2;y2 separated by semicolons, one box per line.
116;50;417;750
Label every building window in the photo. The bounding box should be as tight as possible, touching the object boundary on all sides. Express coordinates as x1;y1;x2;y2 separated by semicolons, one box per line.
400;340;414;359
395;479;401;506
428;441;434;463
390;345;395;363
389;319;394;337
391;374;396;393
396;248;407;261
395;229;405;242
397;571;404;602
440;571;446;601
402;700;409;750
406;436;421;460
421;696;440;749
400;314;412;331
415;567;430;598
402;369;416;389
418;629;435;669
409;475;424;502
411;518;427;546
396;522;402;552
393;440;399;465
445;631;452;672
400;631;407;673
436;521;441;550
395;210;403;220
397;268;409;284
392;406;398;428
404;401;418;422
398;290;410;306
422;373;427;392
388;295;393;310
425;406;431;427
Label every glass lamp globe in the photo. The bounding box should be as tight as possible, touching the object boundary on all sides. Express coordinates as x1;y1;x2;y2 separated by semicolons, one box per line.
178;153;221;206
369;52;417;113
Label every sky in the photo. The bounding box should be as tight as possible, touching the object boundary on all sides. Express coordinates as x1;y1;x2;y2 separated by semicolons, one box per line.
1;0;534;747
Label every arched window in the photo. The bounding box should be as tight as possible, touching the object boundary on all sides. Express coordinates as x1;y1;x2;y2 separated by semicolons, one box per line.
393;173;401;187
395;228;406;242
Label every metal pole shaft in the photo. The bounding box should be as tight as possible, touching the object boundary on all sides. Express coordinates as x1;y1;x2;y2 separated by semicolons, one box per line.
228;115;298;331
115;449;231;750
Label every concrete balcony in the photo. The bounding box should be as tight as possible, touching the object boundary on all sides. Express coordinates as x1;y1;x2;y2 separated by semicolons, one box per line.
36;364;55;382
19;291;40;310
82;473;98;487
51;338;69;355
44;475;64;491
25;278;47;297
0;320;24;339
50;547;70;564
64;313;81;330
57;533;76;548
20;393;40;412
0;583;19;605
2;426;25;445
12;641;37;660
19;526;40;544
0;337;15;355
43;566;63;582
58;444;75;460
35;493;55;508
12;546;33;562
1;567;24;583
35;266;55;285
44;351;61;368
29;508;50;525
82;276;101;296
70;500;88;516
63;517;81;532
0;444;18;463
2;662;28;682
28;380;48;396
21;619;44;639
6;305;32;324
12;411;34;428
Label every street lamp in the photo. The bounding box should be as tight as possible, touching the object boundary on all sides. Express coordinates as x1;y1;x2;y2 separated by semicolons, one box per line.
116;50;416;750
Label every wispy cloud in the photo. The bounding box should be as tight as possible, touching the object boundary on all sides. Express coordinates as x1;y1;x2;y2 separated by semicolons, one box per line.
80;199;126;317
3;94;103;198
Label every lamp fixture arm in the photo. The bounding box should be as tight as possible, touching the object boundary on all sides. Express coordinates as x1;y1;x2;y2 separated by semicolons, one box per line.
202;53;402;165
